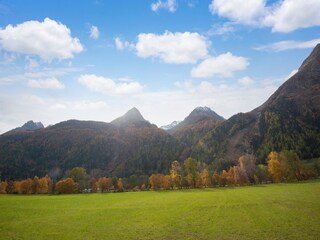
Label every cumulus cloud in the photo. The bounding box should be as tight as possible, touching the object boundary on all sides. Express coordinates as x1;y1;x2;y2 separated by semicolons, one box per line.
238;76;254;85
0;18;83;61
263;0;320;32
254;38;320;52
114;37;134;50
209;0;266;25
27;78;65;89
209;0;320;32
78;74;144;95
90;25;99;39
191;52;249;78
151;0;177;13
136;31;209;64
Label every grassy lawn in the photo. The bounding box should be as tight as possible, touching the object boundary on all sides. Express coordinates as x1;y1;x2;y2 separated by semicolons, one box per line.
0;180;320;240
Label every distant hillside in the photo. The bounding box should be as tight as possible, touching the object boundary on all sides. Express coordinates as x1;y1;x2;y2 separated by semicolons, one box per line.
9;120;44;133
169;107;224;160
0;111;180;180
0;45;320;179
193;44;320;167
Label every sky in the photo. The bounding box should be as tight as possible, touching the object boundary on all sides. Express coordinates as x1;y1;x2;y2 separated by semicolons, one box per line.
0;0;319;133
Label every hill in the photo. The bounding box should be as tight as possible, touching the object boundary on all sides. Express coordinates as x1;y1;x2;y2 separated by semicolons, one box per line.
193;44;320;167
0;110;180;180
0;45;320;179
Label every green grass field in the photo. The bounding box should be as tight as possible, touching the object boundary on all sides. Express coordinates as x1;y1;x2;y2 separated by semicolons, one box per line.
1;181;320;240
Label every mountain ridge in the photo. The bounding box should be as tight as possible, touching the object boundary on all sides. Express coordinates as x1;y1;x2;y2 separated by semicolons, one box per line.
0;44;320;179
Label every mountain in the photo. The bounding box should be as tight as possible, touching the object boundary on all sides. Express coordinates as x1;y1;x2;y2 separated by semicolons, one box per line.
160;121;181;130
0;110;180;180
111;107;150;128
192;44;320;168
168;107;225;159
10;120;44;132
1;45;320;180
169;106;224;134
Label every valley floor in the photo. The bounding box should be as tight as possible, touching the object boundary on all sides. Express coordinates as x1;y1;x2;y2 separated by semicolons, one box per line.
0;180;320;240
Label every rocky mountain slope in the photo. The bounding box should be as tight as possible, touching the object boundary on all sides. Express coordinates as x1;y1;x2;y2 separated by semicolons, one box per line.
0;109;180;180
192;44;320;167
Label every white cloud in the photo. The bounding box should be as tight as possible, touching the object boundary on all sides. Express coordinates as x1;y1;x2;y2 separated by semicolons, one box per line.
209;0;266;25
151;0;177;13
114;37;134;50
28;78;65;89
209;0;320;33
74;100;108;110
136;31;209;64
238;76;254;85
207;23;236;36
254;38;320;52
191;52;249;78
0;18;83;61
90;25;99;39
263;0;320;32
78;74;144;95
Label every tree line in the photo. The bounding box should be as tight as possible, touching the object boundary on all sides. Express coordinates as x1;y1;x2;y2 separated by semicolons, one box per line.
0;150;319;194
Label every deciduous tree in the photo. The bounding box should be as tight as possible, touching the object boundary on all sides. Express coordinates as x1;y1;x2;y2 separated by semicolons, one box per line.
55;178;78;194
267;151;283;183
200;169;211;187
170;160;182;189
0;181;7;194
117;178;124;192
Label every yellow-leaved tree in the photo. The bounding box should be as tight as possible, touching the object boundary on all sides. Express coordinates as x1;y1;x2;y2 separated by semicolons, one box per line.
267;151;283;183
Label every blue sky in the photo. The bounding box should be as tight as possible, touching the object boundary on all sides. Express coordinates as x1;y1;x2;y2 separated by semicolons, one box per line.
0;0;319;133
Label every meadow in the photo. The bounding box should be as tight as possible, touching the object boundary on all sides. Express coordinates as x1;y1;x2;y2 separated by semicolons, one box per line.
1;181;320;240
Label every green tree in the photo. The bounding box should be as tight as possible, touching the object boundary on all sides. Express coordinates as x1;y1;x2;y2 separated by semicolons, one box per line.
66;167;89;192
280;150;303;181
184;157;197;188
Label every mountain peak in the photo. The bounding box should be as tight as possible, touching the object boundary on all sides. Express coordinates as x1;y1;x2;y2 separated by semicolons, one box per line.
298;43;320;73
12;120;44;132
111;107;150;128
185;106;225;124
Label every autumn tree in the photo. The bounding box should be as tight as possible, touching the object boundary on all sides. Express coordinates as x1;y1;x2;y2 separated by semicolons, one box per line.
0;181;7;194
38;175;53;194
163;175;172;190
239;154;256;182
55;178;78;194
233;166;249;186
219;170;228;186
267;151;283;183
212;171;220;187
117;178;124;192
184;157;197;188
5;180;14;194
97;177;113;192
170;160;182;189
149;174;164;190
20;178;33;194
13;181;21;194
200;169;211;187
38;176;48;193
32;176;40;194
